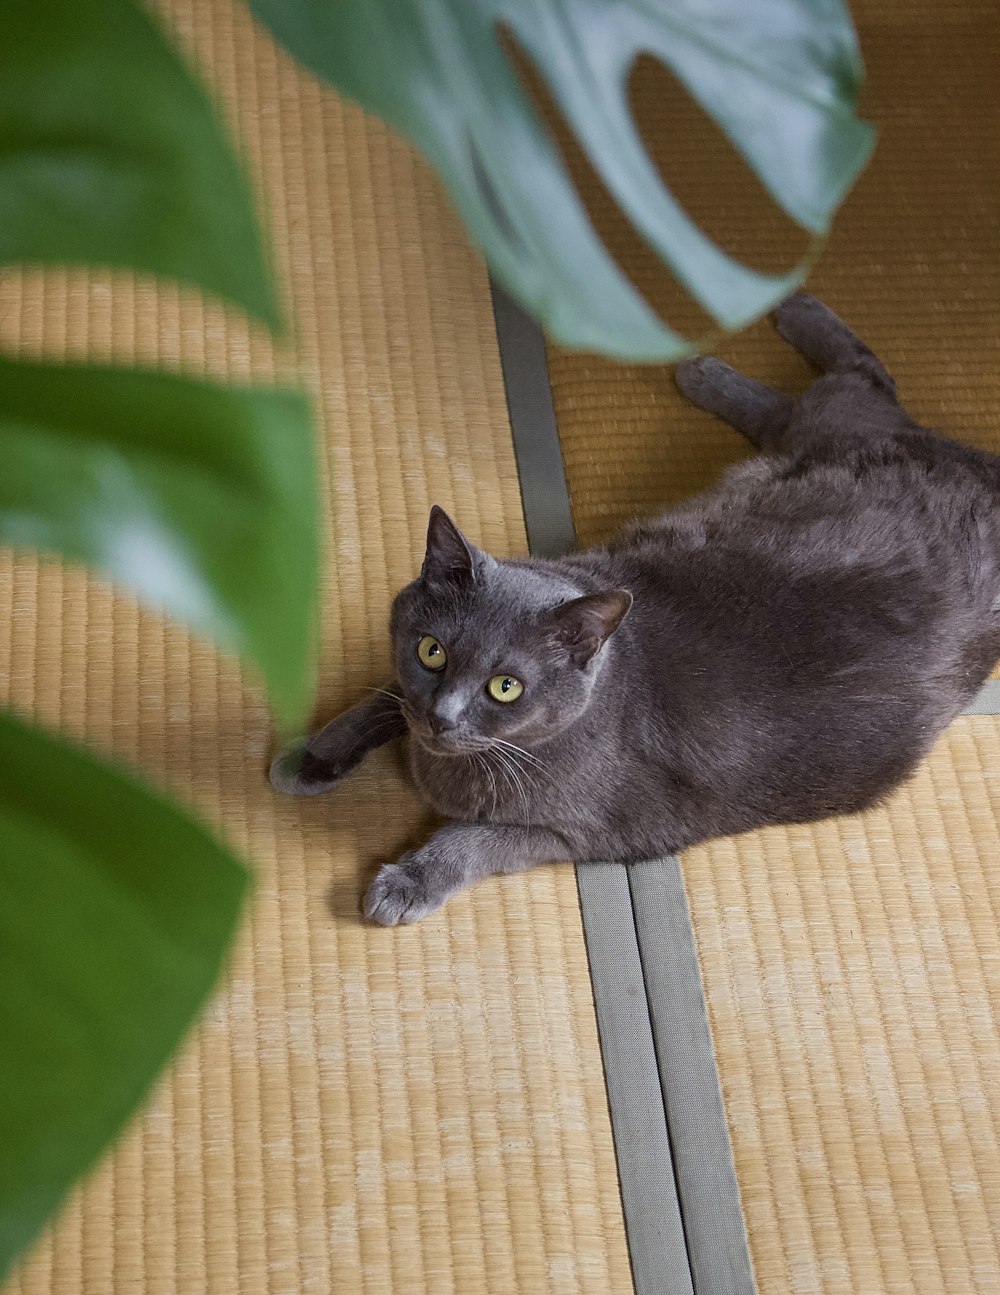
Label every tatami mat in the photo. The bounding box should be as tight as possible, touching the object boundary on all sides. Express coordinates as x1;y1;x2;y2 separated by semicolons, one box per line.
545;2;1000;1291
0;2;633;1291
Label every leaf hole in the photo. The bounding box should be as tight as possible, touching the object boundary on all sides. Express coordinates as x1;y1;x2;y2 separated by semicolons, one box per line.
494;29;817;343
627;54;811;277
496;26;718;340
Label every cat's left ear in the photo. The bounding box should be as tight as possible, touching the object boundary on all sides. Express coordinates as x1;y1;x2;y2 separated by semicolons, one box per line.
550;589;633;666
421;505;485;590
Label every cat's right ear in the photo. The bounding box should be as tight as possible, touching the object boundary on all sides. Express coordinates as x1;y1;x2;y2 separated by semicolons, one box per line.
421;505;478;590
550;589;633;666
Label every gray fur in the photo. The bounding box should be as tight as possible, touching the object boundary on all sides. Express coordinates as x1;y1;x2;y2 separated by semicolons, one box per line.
272;294;1000;925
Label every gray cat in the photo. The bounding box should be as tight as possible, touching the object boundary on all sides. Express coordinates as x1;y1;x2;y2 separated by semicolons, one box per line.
271;294;1000;925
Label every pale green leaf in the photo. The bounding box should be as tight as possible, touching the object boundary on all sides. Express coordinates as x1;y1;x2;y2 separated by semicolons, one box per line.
248;0;876;359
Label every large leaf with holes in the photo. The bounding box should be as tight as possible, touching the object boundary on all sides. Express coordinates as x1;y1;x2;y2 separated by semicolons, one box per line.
0;0;280;328
0;356;318;729
248;0;875;360
0;710;248;1279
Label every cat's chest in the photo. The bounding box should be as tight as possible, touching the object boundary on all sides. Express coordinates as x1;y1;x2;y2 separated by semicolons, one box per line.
408;741;555;825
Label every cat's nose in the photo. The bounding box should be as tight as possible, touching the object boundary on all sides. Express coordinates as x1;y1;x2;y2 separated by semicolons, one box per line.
427;710;457;736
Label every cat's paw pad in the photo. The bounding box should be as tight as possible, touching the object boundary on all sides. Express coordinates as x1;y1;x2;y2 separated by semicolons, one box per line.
771;291;825;337
363;859;440;927
675;355;732;403
269;739;342;796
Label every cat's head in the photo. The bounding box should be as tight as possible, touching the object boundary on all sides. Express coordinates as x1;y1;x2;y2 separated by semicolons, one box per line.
390;507;632;754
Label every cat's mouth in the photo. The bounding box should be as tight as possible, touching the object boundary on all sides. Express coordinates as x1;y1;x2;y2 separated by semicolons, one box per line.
404;720;487;756
401;707;487;757
413;731;486;757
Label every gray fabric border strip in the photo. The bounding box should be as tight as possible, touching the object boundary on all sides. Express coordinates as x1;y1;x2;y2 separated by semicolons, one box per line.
963;679;1000;715
488;285;576;558
628;861;756;1295
489;280;755;1295
577;864;695;1295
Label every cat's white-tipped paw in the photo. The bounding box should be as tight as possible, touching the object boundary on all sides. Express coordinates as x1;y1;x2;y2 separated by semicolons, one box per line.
269;739;340;796
363;859;441;926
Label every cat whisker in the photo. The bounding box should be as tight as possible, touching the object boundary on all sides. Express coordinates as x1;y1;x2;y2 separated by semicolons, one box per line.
491;736;548;775
472;752;498;820
488;749;519;826
359;686;405;704
485;755;499;820
489;741;549;804
397;700;420;727
304;713;403;766
487;744;531;831
354;715;405;740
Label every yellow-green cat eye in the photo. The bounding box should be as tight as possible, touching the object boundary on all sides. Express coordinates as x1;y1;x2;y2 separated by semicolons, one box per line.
487;674;524;703
416;635;447;671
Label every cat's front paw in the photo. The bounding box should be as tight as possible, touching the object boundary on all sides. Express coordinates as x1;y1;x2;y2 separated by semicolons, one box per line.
363;853;448;926
269;739;346;796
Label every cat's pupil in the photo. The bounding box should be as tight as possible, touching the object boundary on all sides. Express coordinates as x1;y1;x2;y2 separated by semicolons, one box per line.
501;678;512;692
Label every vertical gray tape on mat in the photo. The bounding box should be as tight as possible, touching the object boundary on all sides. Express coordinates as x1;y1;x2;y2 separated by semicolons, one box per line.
629;860;756;1295
578;863;694;1295
489;279;756;1295
489;282;576;557
963;679;1000;715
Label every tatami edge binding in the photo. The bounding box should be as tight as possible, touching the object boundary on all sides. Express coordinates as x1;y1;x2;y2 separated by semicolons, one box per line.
488;283;577;559
962;679;1000;715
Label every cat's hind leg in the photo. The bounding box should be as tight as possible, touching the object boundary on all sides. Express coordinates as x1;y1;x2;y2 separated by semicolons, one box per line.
773;292;896;393
675;356;793;450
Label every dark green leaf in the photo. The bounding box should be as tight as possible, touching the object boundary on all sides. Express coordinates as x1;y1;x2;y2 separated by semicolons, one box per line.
0;0;280;328
248;0;876;359
0;710;248;1278
0;355;318;729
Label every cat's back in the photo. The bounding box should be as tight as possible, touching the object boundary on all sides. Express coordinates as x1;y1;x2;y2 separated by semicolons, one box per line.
614;416;1000;619
583;420;1000;811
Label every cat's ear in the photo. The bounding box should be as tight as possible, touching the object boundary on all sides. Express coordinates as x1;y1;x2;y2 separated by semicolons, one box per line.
421;505;481;590
551;589;633;665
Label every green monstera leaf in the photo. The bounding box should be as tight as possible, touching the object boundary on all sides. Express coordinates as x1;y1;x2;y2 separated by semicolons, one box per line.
0;356;318;731
0;711;248;1279
0;0;318;1274
0;0;280;328
248;0;875;360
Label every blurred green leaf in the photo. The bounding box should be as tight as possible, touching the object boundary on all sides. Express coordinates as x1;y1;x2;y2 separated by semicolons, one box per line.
0;0;280;328
248;0;875;360
0;710;248;1279
0;355;318;730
